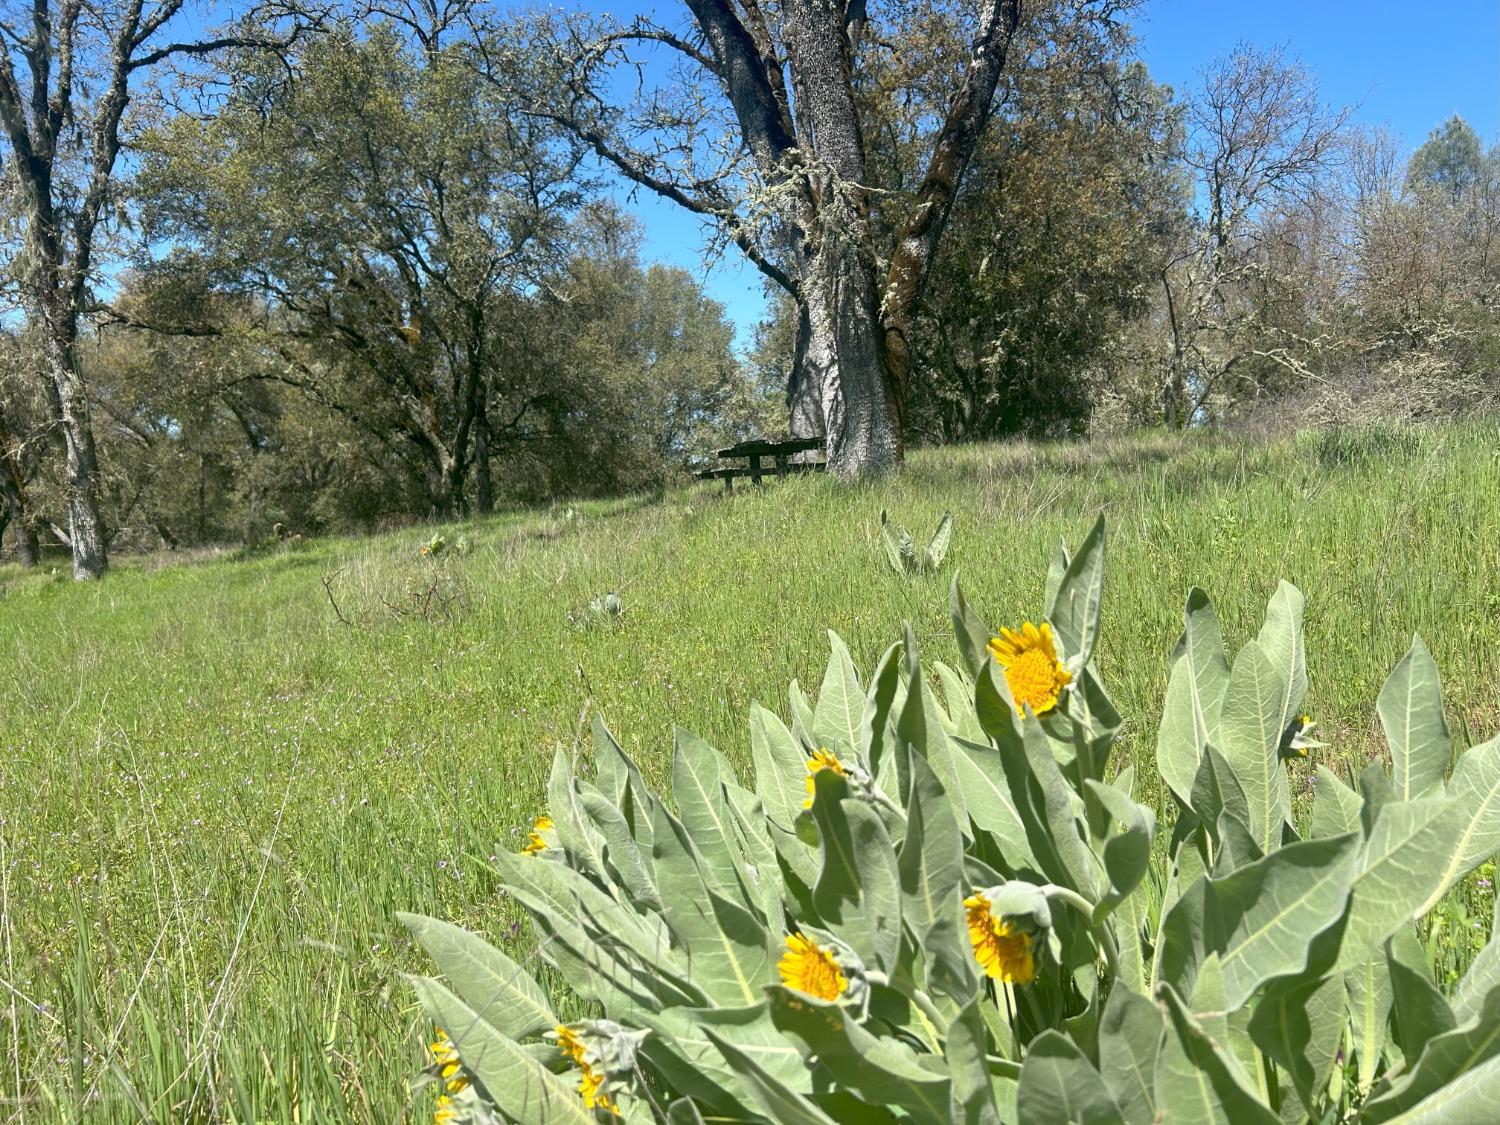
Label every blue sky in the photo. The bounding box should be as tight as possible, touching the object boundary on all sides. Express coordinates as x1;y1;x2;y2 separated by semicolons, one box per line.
615;0;1500;347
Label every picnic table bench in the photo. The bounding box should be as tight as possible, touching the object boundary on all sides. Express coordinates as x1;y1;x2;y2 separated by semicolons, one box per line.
696;437;826;493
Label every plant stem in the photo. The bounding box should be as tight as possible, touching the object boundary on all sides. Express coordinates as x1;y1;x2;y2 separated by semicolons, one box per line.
1041;884;1122;978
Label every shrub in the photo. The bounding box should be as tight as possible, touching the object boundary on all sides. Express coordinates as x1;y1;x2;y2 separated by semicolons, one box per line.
400;516;1500;1123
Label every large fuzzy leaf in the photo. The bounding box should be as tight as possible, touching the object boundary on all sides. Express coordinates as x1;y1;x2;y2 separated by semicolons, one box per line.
1380;635;1453;800
750;702;807;832
949;573;993;677
813;632;865;760
897;748;975;1003
398;913;556;1040
1047;513;1106;667
1156;833;1359;1009
767;986;952;1123
409;977;595;1125
703;1026;836;1124
650;801;772;1007
1098;984;1160;1125
1153;982;1279;1125
1365;982;1500;1122
1414;733;1500;915
1018;1030;1124;1124
1335;797;1461;972
1218;640;1294;854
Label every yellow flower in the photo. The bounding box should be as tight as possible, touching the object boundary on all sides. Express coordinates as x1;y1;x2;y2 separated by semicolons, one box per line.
429;1028;469;1094
964;892;1036;984
777;931;848;1000
434;1093;457;1124
522;815;554;856
988;622;1072;716
579;1066;619;1114
802;748;847;808
555;1025;619;1116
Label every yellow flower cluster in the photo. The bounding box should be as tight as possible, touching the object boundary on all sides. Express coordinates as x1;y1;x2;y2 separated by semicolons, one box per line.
988;622;1071;716
555;1025;619;1116
522;815;553;856
802;747;847;808
429;1028;469;1124
963;892;1036;984
777;932;848;1001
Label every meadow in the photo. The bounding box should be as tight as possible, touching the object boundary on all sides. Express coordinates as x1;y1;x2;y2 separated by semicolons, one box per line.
3;422;1498;1123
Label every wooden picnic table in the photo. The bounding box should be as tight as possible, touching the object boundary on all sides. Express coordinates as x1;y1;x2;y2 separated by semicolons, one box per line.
696;436;826;493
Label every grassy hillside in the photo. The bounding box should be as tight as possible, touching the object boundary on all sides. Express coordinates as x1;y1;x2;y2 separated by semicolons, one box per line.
4;423;1498;1122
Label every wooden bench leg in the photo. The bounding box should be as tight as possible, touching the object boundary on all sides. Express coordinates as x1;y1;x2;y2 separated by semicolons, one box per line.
750;455;763;485
774;455;788;477
723;472;733;495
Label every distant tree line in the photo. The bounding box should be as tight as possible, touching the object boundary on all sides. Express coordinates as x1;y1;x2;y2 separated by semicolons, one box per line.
1;0;1496;574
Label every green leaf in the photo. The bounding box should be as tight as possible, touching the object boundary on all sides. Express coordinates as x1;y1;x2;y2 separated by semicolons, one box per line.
1364;985;1500;1122
1156;590;1231;809
1047;513;1106;667
1387;928;1456;1063
809;769;900;972
860;641;904;787
897;748;976;1003
1156;834;1360;1010
880;510;907;575
950;736;1035;869
547;746;610;883
1379;635;1452;800
945;1000;1002;1125
933;660;985;743
1246;943;1346;1111
1414;733;1500;915
641;1003;812;1111
789;680;818;749
1310;766;1364;839
1153;981;1279;1125
703;1026;836;1125
576;782;661;913
408;977;595;1125
847;799;903;974
813;632;865;760
1219;640;1294;853
1454;924;1500;1026
1017;1030;1125;1125
1098;984;1160;1125
1346;952;1394;1094
927;511;954;570
591;713;653;847
897;625;963;804
1083;779;1155;922
1336;797;1462;973
398;913;557;1040
1190;744;1251;844
1377;1054;1500;1124
672;727;745;897
1255;581;1308;736
950;573;994;678
650;801;772;1007
767;986;953;1123
750;702;808;832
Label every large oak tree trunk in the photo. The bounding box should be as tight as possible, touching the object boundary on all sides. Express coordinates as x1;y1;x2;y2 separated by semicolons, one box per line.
804;241;902;478
38;314;107;579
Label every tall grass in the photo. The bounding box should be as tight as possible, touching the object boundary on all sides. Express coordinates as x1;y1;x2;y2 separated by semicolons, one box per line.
2;421;1497;1121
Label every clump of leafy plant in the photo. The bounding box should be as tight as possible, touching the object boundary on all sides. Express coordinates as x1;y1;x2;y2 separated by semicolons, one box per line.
401;516;1500;1123
880;509;954;575
568;592;625;631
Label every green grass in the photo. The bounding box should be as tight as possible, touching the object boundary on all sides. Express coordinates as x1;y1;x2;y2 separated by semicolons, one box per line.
3;422;1498;1122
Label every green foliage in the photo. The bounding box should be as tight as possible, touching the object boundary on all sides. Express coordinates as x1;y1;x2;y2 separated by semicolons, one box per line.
8;426;1500;1121
879;509;954;575
405;513;1500;1122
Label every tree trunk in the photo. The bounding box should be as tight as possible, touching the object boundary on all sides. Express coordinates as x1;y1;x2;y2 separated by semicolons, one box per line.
786;299;826;440
805;241;902;479
38;320;107;579
473;382;495;515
